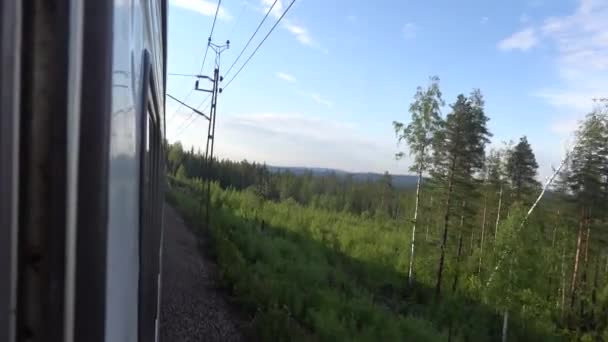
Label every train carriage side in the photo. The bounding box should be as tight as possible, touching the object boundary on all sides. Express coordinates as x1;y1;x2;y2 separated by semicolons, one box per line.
0;0;167;341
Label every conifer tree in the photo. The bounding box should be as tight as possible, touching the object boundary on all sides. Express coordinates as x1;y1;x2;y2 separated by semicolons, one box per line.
506;136;539;201
432;90;491;297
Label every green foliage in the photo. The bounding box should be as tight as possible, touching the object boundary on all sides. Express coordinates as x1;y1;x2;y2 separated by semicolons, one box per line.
393;75;444;173
506;136;540;200
167;177;568;341
167;141;185;175
567;109;608;212
176;164;187;180
432;91;492;183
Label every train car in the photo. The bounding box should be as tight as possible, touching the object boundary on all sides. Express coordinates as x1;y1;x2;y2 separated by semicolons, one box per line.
0;0;167;341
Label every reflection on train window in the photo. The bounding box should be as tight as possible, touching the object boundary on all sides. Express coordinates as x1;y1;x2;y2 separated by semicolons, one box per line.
139;77;162;341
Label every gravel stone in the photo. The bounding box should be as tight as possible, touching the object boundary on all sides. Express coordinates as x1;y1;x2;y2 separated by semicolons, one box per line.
160;204;245;342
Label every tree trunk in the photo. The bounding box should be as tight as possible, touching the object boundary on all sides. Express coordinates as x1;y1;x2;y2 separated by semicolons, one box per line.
583;217;591;280
452;202;465;292
479;195;487;274
547;210;561;304
435;163;456;298
408;169;423;287
580;215;591;318
570;209;585;309
394;194;401;220
501;310;509;342
560;244;566;319
494;184;503;246
591;255;600;323
551;210;560;249
425;195;433;242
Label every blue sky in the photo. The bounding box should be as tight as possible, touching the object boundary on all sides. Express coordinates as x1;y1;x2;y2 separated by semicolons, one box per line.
166;0;608;179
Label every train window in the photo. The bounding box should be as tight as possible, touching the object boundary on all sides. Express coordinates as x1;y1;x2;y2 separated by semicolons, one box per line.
138;50;162;342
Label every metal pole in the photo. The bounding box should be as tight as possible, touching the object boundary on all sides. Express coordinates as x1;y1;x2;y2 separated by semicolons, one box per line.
205;67;219;229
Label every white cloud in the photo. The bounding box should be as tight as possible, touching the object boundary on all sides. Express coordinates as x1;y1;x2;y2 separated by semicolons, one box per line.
401;23;417;40
283;21;314;46
260;0;320;49
211;113;402;173
497;28;538;51
481;17;489;25
276;72;296;83
533;0;608;113
311;93;334;107
535;89;603;112
170;0;232;20
262;0;284;18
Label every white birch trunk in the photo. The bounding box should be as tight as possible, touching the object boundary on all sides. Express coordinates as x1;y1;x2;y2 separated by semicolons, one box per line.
560;244;566;315
408;169;422;286
571;214;584;309
494;185;503;245
479;195;487;274
425;195;433;242
501;310;509;342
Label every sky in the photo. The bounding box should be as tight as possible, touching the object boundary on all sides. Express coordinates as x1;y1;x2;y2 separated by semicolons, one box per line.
166;0;608;179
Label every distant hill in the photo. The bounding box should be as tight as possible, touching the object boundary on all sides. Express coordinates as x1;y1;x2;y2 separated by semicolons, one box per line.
268;166;419;189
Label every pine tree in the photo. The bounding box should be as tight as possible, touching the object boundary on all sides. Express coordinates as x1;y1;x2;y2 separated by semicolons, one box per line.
393;75;444;286
506;136;539;201
432;90;491;297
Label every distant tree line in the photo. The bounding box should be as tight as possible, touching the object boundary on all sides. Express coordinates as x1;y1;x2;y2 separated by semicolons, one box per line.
167;143;409;219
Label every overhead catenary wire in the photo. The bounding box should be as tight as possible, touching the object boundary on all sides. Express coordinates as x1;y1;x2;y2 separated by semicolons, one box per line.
169;0;223;130
196;93;212;110
198;0;222;74
174;100;213;139
167;93;210;120
184;0;295;135
228;0;249;37
223;0;279;78
168;72;201;77
224;0;297;90
175;0;297;137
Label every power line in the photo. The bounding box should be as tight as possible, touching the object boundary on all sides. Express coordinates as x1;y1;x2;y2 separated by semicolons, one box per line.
228;0;248;37
199;0;222;74
168;72;200;77
172;93;211;139
196;93;212;110
175;0;292;141
224;0;296;90
173;114;197;138
174;111;197;133
174;99;213;139
167;93;210;120
224;0;279;77
169;0;223;129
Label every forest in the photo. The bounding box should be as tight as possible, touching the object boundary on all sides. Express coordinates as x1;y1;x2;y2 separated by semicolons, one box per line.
165;77;608;341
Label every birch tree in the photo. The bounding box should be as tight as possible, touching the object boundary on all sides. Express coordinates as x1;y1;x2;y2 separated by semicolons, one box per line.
393;76;444;287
